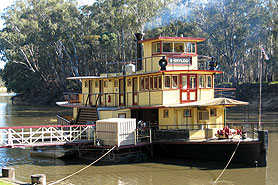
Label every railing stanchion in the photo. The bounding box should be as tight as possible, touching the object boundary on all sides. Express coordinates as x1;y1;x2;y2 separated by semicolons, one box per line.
150;129;152;143
134;129;137;145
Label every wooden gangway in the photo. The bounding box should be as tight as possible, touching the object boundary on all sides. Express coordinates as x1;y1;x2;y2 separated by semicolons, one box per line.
0;125;94;148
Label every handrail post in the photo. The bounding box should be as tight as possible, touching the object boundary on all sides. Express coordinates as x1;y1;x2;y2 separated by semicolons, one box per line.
150;129;152;143
134;129;137;145
94;130;96;146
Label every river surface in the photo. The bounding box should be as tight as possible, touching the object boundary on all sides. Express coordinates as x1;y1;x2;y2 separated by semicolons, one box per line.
0;96;277;185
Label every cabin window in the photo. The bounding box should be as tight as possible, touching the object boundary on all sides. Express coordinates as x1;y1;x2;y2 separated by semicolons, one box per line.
183;109;191;117
190;76;195;88
207;75;212;88
154;76;158;89
165;75;171;88
127;79;131;87
85;80;88;88
210;108;217;116
118;113;126;118
182;76;187;89
158;76;162;89
183;42;196;53
172;75;178;88
192;43;196;53
145;77;149;90
140;77;144;91
104;80;108;88
95;80;99;88
163;42;173;53
152;42;161;54
199;75;205;88
114;80;118;87
174;43;184;53
163;109;169;118
150;76;153;90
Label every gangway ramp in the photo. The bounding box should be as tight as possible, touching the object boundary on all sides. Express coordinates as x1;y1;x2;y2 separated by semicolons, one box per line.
0;125;94;148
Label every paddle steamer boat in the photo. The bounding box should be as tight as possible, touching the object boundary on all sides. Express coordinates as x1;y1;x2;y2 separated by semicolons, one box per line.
56;34;268;166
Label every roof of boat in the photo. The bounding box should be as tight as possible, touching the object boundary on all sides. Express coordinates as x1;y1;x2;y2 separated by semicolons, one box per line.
67;70;222;80
139;36;206;43
165;98;248;107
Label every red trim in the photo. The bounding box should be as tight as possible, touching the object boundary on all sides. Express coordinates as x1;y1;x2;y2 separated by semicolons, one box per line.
139;37;206;43
160;70;223;74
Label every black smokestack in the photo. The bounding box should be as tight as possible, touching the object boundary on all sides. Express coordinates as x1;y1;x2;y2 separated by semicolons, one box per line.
135;33;143;70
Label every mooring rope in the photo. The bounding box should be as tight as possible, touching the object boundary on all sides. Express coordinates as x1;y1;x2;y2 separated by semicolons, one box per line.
213;139;241;184
48;146;116;185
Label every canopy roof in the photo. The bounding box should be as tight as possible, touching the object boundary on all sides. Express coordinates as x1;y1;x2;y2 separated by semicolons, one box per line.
166;98;248;108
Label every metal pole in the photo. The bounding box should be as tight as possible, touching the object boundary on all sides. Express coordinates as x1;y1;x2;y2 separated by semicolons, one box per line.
259;49;263;131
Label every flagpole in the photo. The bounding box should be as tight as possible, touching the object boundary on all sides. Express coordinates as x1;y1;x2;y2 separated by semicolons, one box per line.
258;49;262;131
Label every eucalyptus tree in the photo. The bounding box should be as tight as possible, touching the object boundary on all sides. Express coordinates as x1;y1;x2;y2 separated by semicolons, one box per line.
0;0;83;102
192;0;268;84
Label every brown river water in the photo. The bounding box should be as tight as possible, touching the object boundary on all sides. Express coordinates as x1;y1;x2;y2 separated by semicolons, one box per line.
0;95;277;185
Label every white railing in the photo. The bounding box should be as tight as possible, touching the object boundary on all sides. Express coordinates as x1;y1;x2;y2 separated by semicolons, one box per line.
0;125;94;148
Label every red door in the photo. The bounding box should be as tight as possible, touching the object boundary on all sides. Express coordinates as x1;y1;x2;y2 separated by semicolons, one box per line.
180;74;197;103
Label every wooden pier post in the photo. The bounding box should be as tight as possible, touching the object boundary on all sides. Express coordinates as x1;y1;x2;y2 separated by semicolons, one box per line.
2;167;15;180
31;174;46;185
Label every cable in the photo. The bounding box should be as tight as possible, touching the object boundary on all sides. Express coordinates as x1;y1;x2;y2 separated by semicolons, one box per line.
48;146;116;185
214;140;241;184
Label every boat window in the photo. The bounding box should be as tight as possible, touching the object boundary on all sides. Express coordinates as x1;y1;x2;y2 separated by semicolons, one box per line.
163;42;173;53
182;76;187;89
150;76;153;90
192;43;196;53
152;42;161;54
104;80;108;88
158;76;162;89
207;75;212;88
127;78;131;87
190;76;195;89
163;109;169;118
95;80;99;88
185;43;192;53
84;80;88;88
114;80;118;87
210;108;217;116
199;75;205;88
140;77;144;91
145;77;149;90
172;75;178;88
165;75;171;88
118;113;126;118
154;76;158;89
174;43;184;53
183;109;191;117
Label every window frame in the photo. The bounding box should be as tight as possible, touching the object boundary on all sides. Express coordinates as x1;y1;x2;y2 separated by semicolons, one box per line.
172;75;178;88
164;75;171;88
163;109;169;118
183;109;191;117
140;77;144;91
206;75;212;88
199;75;205;88
210;108;217;116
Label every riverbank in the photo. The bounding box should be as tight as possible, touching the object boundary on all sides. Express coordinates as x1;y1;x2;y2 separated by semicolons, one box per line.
217;82;278;111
